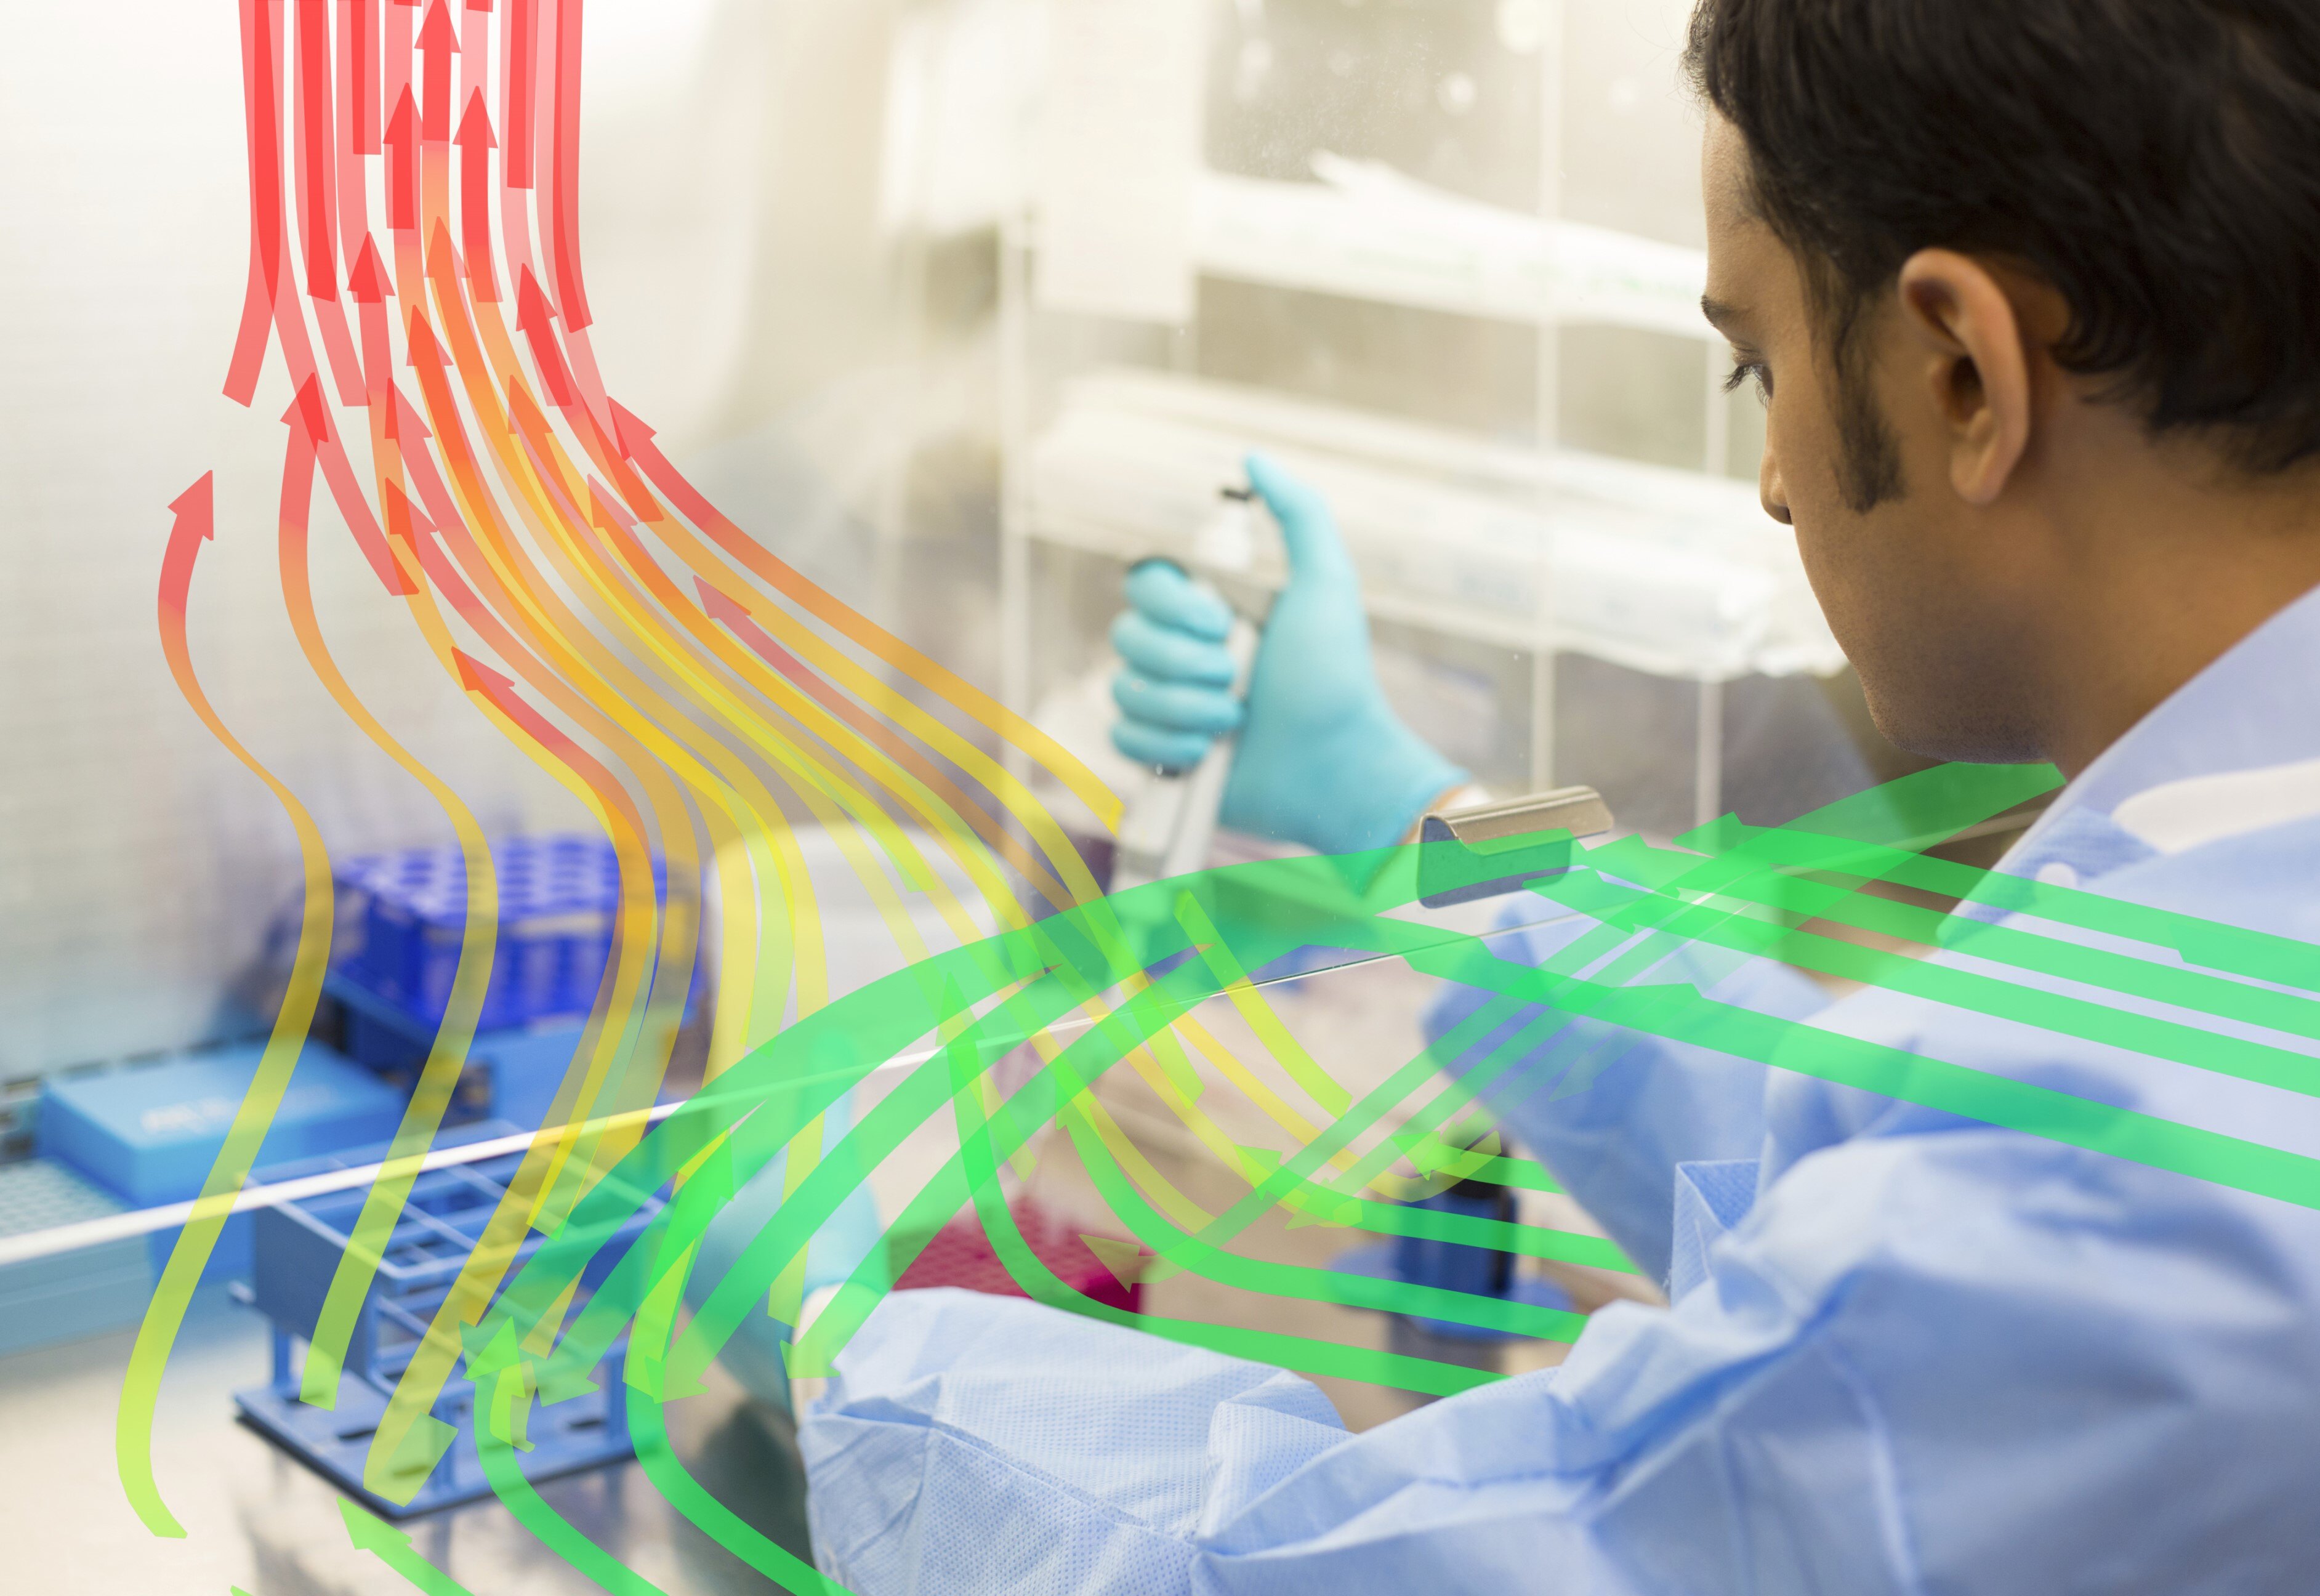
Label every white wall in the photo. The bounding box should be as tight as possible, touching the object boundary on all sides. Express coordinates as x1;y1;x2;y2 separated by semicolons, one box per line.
0;0;883;1079
0;3;571;1077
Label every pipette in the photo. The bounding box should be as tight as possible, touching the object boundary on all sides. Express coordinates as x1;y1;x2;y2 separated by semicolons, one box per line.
1110;566;1260;894
1111;483;1265;893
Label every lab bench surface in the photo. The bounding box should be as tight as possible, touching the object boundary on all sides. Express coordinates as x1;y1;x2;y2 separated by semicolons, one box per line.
0;1284;812;1595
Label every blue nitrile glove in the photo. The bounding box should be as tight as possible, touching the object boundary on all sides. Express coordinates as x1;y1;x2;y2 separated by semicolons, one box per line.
1110;453;1467;858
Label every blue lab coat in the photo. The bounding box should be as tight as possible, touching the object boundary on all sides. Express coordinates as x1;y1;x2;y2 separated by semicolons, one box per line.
797;586;2320;1594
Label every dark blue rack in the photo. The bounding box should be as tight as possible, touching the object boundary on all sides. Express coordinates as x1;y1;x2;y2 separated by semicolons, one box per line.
331;836;682;1035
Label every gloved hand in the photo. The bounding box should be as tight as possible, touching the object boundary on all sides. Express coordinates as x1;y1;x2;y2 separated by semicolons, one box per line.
1110;453;1467;858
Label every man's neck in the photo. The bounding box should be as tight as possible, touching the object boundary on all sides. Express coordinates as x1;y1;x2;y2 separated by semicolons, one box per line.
2032;459;2320;780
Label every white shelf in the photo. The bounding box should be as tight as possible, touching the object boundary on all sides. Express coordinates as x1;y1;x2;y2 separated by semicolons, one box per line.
1026;371;1842;685
1191;161;1714;341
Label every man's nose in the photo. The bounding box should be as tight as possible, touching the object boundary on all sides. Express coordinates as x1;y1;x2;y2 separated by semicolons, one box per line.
1760;451;1794;526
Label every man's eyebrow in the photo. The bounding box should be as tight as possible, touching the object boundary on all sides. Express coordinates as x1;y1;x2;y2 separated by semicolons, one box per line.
1700;295;1748;334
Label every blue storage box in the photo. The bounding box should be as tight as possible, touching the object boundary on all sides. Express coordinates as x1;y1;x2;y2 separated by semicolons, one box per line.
38;1042;408;1279
0;1158;155;1357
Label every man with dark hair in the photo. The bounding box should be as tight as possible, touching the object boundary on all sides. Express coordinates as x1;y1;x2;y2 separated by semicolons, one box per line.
795;5;2320;1589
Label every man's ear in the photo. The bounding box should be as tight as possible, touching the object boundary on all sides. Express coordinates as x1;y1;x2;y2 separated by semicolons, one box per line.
1896;249;2036;506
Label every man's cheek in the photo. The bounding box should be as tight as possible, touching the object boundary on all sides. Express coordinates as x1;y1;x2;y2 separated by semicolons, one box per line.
1789;510;1876;661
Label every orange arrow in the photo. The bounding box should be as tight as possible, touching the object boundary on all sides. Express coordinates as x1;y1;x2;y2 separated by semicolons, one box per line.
282;373;416;596
454;90;497;300
132;466;338;1541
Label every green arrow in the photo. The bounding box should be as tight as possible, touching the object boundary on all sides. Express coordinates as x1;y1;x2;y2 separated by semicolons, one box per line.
339;1497;477;1596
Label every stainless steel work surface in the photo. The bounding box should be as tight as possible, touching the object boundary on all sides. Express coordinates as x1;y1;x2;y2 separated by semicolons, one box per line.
1;1285;811;1594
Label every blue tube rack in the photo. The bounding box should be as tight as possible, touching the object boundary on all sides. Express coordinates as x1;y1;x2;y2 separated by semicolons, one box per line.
1330;1160;1572;1379
233;1122;662;1518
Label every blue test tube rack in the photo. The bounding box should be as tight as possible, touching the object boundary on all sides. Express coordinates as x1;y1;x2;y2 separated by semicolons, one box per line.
233;1121;663;1518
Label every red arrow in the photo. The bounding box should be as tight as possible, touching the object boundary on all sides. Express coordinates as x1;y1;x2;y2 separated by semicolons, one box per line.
348;233;392;302
348;0;379;155
348;234;394;410
385;87;418;232
278;395;322;555
614;386;1027;763
587;395;698;540
455;91;498;300
606;398;653;460
547;0;590;329
226;0;287;405
334;0;376;270
695;574;821;696
514;264;572;405
505;0;536;188
453;650;592;769
451;647;653;849
693;574;794;657
393;386;435;444
611;401;736;544
283;373;336;448
160;474;217;623
417;0;459;142
295;0;337;298
383;0;415;179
